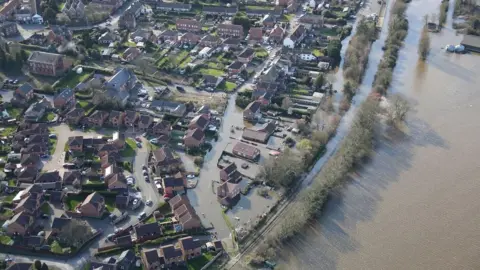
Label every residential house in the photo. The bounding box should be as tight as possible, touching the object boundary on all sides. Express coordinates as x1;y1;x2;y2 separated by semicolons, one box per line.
188;114;209;131
106;173;128;191
20;144;47;155
200;35;221;47
124;110;139;127
117;249;136;270
28;33;47;45
180;32;201;45
134;222;162;241
51;217;71;235
171;198;201;231
227;61;246;75
18;123;49;136
156;1;191;11
28;51;69;77
24;100;48;122
162;172;186;195
237;47;255;63
101;152;120;169
47;26;72;44
157;30;178;43
5;211;33;236
24;235;45;249
137;114;153;132
20;154;41;168
242;120;276;143
243;100;262;121
87;110;109;127
283;25;306;48
108;110;125;127
115;194;130;209
184;128;205;149
0;22;18;37
261;14;276;28
232;142;260;161
218;24;243;37
269;25;285;43
98;31;118;44
159;244;184;266
217;181;240;206
176;19;200;32
49;190;66;204
65;108;85;125
53;88;75;110
202;75;224;89
15;83;35;101
222;37;242;49
219;163;242;183
79;192;105;217
104;68;137;106
35;170;61;184
123;47;141;62
150;100;187;117
13;190;43;215
141;248;165;269
151;120;171;137
67;136;84;152
63;170;82;185
248;27;263;43
131;28;154;42
119;12;137;30
298;14;324;28
150;146;183;174
178;236;202;260
202;6;237;15
97;143;119;157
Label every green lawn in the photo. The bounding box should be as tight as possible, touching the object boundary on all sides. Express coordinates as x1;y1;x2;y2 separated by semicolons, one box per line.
105;197;115;213
123;41;137;47
56;72;92;89
174;51;189;65
246;5;274;10
255;49;268;58
282;14;294;22
179;56;193;68
312;49;324;57
6;107;22;118
66;195;84;210
0;127;16;136
121;138;137;157
145;216;157;224
199;68;224;77
219;81;237;92
292;88;310;95
41;112;56;122
78;100;91;109
207;62;224;69
3;192;17;203
0;235;13;245
187;253;215;270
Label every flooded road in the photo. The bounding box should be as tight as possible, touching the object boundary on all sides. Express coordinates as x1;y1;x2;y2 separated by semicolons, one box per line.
281;0;480;269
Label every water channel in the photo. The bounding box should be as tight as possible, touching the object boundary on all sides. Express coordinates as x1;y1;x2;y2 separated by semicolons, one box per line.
280;0;480;269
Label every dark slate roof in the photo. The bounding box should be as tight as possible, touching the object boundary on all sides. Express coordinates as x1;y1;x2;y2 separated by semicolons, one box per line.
28;51;62;63
245;100;261;113
134;222;162;238
228;61;244;69
160;244;182;260
17;83;34;95
238;48;255;58
179;236;201;250
163;172;185;187
55;88;74;101
185;128;205;142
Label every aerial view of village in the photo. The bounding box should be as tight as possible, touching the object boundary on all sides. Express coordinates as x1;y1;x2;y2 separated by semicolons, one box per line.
0;0;478;267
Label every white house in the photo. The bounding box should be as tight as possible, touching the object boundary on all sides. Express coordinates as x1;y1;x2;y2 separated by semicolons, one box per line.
283;37;294;48
300;53;316;61
198;47;213;58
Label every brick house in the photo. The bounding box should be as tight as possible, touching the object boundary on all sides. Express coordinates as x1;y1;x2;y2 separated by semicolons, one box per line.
269;25;285;43
188;114;209;131
134;222;162;242
151;120;171;137
0;22;19;37
124;110;139;127
179;32;201;45
67;136;84;152
28;51;69;77
262;14;277;28
248;27;263;43
150;146;183;175
47;26;72;44
220;163;242;183
227;61;246;75
79;192;105;217
243;100;262;120
159;245;184;266
178;236;202;260
217;181;240;206
108;110;125;127
123;47;141;62
200;35;221;47
65;108;85;125
15;83;35;101
176;19;200;32
162;172;187;195
183;128;205;149
218;24;244;37
137;114;153;132
53;88;75;109
6;211;33;236
232;142;261;161
237;48;255;63
87;110;109;127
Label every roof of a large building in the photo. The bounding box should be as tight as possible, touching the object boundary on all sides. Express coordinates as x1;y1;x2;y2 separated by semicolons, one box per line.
28;51;62;63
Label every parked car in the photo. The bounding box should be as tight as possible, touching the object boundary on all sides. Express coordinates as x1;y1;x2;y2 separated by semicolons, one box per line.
176;86;185;92
155;181;162;189
132;198;142;210
48;134;57;139
135;137;142;142
138;212;146;219
146;200;153;206
186;174;195;179
137;142;142;148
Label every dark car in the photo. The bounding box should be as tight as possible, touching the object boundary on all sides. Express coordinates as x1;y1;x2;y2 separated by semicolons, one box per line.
176;86;185;92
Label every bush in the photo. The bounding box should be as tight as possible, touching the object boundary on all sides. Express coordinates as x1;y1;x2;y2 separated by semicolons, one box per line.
194;157;204;167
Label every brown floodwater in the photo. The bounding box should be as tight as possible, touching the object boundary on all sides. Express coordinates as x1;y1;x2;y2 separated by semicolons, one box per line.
280;0;480;269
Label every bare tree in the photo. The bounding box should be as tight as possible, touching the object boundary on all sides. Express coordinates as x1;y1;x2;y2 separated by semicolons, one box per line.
57;219;93;248
257;149;304;188
387;94;410;124
281;97;293;110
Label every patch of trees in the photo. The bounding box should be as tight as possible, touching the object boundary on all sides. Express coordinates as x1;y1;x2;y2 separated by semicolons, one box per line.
439;0;449;26
92;89;125;110
235;90;252;109
56;219;94;248
0;48;29;73
40;0;60;23
326;39;342;65
418;19;431;60
233;12;253;33
257;148;304;188
372;0;409;95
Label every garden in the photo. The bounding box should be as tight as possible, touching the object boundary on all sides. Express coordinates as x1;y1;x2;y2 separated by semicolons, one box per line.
121;138;138;157
54;71;92;89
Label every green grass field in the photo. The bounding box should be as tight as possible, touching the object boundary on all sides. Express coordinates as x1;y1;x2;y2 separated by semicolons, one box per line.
199;68;224;77
121;138;138;157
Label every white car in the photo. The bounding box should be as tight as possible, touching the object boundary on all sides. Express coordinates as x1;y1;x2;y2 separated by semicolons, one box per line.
146;200;153;206
186;174;195;179
155;181;162;189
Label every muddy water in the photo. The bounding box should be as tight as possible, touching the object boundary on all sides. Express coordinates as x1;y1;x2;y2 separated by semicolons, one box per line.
281;0;480;269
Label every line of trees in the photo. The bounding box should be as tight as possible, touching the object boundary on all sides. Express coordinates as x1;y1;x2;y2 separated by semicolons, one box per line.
372;0;409;95
418;18;431;60
439;0;449;26
341;19;377;109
